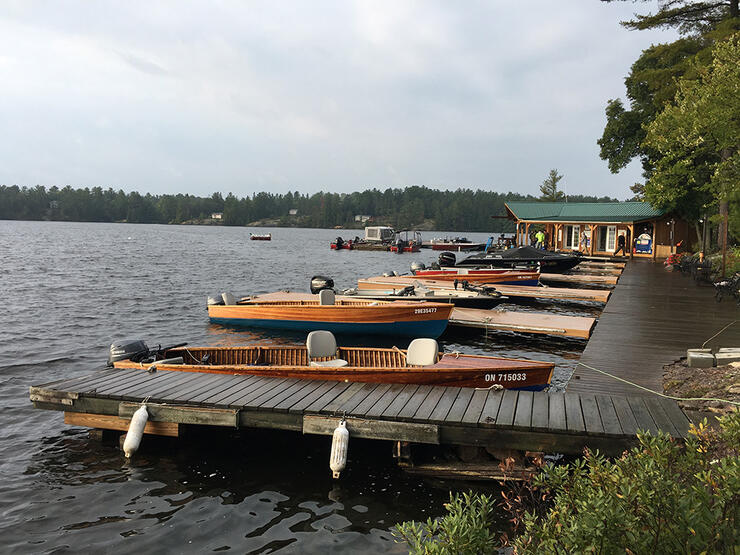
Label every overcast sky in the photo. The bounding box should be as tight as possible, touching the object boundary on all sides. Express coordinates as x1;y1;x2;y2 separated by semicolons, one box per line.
0;1;678;199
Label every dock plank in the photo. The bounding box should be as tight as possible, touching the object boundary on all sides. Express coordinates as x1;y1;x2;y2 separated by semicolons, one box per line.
513;391;533;430
287;381;339;413
381;384;420;419
479;391;504;426
595;395;622;436
335;383;384;415
657;398;691;438
413;386;446;420
627;397;658;434
548;392;567;431
496;390;519;428
365;384;407;418
445;388;475;423
531;392;549;431
396;385;434;420
580;394;604;435
351;383;394;415
611;396;638;435
461;389;488;424
643;397;680;437
429;388;462;423
564;393;585;433
305;382;353;414
259;379;315;410
320;382;368;415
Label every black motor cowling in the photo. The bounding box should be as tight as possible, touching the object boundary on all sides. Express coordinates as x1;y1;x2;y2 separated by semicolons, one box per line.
310;275;335;294
108;339;149;366
438;251;456;267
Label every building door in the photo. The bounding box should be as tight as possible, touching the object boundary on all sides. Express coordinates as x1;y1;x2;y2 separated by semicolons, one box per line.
606;226;616;251
564;225;579;248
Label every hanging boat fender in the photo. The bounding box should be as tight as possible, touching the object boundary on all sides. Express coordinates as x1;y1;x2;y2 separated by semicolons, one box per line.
330;419;349;479
123;404;149;458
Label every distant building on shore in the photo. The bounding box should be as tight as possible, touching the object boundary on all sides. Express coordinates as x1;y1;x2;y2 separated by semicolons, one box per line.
211;212;223;220
354;214;372;223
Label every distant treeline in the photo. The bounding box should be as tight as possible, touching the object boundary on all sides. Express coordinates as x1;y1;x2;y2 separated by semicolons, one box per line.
0;185;618;231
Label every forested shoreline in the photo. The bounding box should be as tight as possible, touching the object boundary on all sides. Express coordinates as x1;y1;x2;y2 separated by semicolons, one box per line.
0;185;617;232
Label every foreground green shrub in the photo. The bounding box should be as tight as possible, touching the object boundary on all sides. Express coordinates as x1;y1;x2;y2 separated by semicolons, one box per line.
393;491;498;554
394;412;739;554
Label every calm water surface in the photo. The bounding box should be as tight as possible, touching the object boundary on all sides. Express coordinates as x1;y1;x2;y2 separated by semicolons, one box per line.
0;221;593;553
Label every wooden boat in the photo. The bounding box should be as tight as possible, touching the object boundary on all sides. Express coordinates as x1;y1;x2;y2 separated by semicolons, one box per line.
250;233;272;241
111;341;555;391
207;294;454;338
412;267;540;286
339;284;507;308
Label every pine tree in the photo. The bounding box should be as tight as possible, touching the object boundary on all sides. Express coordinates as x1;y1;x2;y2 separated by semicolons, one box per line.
540;169;566;201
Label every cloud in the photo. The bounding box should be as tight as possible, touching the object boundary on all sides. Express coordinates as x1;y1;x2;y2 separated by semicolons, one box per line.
0;1;678;198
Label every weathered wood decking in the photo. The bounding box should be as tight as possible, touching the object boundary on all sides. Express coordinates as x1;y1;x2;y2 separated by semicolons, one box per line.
31;364;690;456
569;260;740;396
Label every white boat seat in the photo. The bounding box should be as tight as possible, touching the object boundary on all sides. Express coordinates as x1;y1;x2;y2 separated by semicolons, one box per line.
310;359;349;368
221;292;237;305
406;338;439;366
319;289;335;305
306;330;347;367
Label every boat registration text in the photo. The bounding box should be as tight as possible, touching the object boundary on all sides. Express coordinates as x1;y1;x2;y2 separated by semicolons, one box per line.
485;373;527;382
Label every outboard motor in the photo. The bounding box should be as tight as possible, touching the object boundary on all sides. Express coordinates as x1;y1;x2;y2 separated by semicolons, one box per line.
335;237;344;248
430;262;441;270
207;294;224;306
310;275;335;294
438;251;456;267
381;270;399;277
410;261;426;274
108;339;149;367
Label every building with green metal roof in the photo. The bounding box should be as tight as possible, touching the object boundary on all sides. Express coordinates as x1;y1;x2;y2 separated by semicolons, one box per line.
504;201;693;259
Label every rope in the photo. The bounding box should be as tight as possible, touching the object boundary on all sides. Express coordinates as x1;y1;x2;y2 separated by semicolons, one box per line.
575;361;740;406
702;320;737;348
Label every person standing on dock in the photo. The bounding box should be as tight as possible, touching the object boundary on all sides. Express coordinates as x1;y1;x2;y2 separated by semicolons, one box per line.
614;233;626;256
535;230;545;249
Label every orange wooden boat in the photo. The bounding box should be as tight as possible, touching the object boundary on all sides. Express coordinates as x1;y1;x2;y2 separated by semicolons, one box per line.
111;339;555;391
207;292;454;338
411;267;540;286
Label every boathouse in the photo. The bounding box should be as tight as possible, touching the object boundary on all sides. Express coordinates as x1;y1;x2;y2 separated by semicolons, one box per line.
504;201;693;259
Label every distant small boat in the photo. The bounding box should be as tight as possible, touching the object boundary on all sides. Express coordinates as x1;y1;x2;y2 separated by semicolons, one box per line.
423;237;486;251
109;335;554;390
207;291;453;338
250;233;272;241
389;230;422;253
412;267;540;286
330;237;353;250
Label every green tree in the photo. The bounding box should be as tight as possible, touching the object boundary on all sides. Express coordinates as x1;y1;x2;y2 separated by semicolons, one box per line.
539;169;565;201
643;33;740;239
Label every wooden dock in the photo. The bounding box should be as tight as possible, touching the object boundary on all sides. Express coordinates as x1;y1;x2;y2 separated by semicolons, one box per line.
358;276;611;303
30;367;691;457
254;291;596;339
569;260;740;396
540;273;618;286
450;307;594;339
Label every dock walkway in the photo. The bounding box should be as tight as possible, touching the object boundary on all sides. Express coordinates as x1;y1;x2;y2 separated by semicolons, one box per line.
31;366;690;456
569;261;740;396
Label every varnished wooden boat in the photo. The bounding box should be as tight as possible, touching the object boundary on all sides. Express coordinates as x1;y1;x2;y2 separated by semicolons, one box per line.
113;344;555;390
412;268;540;286
208;297;454;338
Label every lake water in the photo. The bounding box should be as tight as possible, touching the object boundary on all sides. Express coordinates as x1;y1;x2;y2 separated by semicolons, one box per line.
0;221;594;553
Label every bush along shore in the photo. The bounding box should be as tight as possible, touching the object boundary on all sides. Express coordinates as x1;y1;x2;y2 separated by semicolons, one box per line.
394;411;739;554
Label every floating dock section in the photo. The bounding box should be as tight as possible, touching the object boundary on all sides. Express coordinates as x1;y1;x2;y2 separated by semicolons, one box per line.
30;368;691;457
358;276;611;303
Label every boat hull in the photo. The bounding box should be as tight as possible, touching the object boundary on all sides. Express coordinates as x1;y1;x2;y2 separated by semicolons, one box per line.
115;347;554;390
208;301;453;338
412;269;540;286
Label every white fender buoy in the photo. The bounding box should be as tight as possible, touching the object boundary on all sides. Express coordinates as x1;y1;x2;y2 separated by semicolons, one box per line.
330;419;349;479
123;404;148;458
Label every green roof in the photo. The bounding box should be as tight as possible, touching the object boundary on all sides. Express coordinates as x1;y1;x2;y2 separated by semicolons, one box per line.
505;201;665;223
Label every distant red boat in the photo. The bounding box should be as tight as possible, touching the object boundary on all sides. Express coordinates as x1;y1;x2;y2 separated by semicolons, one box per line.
412;267;540;286
330;237;353;250
250;233;272;241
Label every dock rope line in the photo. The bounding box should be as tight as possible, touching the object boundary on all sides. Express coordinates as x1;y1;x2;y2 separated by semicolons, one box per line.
702;320;737;349
575;360;740;407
